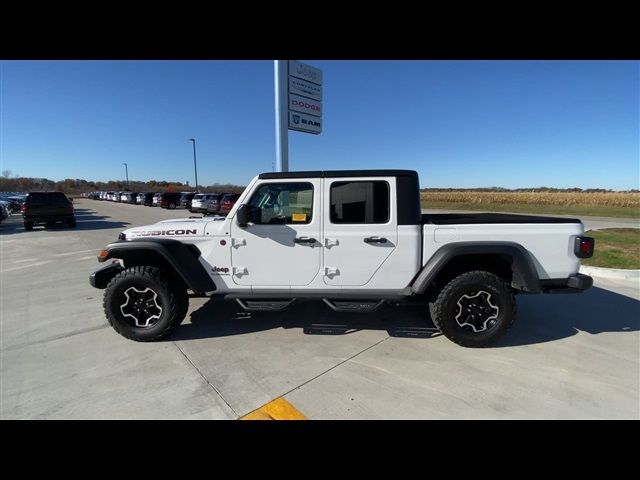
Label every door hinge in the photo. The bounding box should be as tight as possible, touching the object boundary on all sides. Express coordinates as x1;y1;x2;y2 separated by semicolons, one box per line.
325;237;339;248
231;238;246;248
233;266;248;276
325;266;339;278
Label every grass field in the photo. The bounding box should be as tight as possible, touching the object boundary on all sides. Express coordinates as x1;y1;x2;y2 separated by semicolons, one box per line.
582;228;640;269
421;191;640;218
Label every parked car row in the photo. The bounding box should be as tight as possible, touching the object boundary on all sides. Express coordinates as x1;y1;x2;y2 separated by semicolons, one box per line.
85;190;240;215
0;193;26;214
0;193;26;225
190;193;240;215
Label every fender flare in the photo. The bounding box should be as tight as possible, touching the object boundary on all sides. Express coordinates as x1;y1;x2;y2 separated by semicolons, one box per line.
98;239;216;294
410;241;541;294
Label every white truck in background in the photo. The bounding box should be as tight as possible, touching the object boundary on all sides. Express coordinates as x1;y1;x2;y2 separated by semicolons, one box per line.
90;169;594;347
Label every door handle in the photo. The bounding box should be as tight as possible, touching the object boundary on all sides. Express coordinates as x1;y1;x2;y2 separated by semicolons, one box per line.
364;236;388;244
294;237;317;244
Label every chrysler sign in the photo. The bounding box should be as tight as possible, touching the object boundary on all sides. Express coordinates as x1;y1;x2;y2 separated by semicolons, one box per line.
289;76;322;101
289;111;321;134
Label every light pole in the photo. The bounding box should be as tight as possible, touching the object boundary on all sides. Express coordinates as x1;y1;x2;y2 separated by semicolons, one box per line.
188;138;199;193
122;162;129;187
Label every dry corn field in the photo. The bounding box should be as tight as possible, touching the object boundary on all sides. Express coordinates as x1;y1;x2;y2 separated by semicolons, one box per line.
421;191;640;208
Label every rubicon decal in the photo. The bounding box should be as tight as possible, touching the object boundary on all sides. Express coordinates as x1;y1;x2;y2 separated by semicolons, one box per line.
130;229;198;237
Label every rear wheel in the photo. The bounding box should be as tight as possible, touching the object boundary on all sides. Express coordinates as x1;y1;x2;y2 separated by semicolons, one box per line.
103;266;189;341
68;218;76;228
429;270;516;348
168;203;176;209
24;221;34;231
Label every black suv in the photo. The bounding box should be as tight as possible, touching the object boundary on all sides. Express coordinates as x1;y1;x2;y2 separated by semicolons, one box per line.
159;192;182;209
179;193;195;209
21;192;76;230
142;192;156;206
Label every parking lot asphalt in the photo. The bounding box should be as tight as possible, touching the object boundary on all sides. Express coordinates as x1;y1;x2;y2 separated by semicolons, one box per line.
1;199;639;419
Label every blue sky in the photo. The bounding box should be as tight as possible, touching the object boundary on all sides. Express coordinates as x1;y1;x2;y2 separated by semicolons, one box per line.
1;60;638;190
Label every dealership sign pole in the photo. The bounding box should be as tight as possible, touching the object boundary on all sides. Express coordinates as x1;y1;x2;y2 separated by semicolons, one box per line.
274;60;323;172
274;60;289;172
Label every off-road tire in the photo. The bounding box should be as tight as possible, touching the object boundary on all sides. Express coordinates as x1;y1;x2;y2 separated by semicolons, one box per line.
429;270;516;348
103;266;189;341
68;218;76;228
24;221;34;231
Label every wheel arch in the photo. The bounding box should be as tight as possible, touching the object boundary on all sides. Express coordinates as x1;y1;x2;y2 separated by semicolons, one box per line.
98;239;216;294
411;242;541;296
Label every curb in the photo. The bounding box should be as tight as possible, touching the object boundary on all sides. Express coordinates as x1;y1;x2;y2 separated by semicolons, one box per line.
580;265;640;280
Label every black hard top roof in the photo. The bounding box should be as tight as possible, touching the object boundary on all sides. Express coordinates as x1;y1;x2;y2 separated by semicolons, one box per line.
258;169;418;180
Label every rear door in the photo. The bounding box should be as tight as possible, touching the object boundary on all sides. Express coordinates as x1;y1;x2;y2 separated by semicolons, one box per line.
322;177;398;286
230;180;321;286
28;193;70;216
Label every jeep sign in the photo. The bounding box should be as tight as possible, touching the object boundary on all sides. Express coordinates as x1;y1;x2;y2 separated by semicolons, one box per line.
289;94;322;117
288;60;323;86
289;111;322;134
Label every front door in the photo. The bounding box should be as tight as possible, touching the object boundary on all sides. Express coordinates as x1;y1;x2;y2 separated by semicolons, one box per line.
322;177;398;286
230;180;321;286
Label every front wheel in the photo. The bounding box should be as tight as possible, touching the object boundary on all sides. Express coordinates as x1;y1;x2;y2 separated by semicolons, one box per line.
103;266;189;341
168;203;176;209
429;270;516;348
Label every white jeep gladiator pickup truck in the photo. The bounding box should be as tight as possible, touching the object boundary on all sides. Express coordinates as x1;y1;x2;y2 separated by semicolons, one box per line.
89;170;594;347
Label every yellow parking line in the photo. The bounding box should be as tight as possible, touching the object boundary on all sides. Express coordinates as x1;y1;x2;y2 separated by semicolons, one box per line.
240;397;307;420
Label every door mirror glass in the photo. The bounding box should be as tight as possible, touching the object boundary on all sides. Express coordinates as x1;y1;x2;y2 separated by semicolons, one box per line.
236;203;250;227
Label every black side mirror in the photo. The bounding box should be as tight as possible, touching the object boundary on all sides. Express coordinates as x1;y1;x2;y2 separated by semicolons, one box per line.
236;204;250;227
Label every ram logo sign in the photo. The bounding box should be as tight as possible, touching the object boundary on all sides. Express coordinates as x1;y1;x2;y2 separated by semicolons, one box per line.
289;111;322;134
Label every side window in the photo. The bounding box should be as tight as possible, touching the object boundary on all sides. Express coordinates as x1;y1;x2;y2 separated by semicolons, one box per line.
330;181;389;224
247;182;313;225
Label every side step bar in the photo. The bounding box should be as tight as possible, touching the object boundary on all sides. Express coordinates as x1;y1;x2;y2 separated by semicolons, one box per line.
235;298;296;312
231;297;386;313
322;299;385;313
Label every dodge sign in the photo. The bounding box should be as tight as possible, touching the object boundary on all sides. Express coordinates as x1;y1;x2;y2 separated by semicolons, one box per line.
288;94;322;117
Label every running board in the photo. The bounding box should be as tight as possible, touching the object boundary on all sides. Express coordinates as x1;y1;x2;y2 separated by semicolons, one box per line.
235;298;296;312
322;298;385;313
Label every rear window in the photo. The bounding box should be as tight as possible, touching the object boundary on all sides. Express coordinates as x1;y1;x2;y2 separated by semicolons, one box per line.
330;181;389;224
27;192;69;204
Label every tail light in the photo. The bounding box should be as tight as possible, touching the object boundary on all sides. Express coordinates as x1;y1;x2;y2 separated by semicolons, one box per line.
574;236;594;258
21;204;27;214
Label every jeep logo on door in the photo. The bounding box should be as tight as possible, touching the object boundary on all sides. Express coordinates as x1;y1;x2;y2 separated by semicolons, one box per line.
211;266;230;275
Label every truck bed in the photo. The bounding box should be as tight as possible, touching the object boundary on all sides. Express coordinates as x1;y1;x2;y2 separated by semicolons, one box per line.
422;213;581;225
